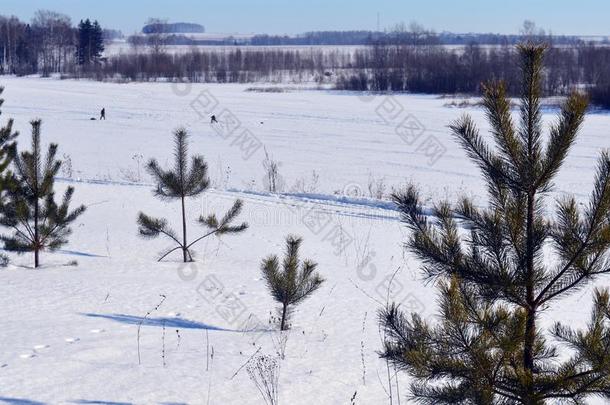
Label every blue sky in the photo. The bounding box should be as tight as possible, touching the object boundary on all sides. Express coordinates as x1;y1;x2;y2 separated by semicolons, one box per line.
2;0;609;36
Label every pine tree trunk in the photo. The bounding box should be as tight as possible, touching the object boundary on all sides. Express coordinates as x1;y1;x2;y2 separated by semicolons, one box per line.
34;197;39;268
181;194;188;263
280;303;288;331
523;190;536;401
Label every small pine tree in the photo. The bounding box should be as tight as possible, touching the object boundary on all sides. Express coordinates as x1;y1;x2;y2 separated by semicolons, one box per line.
138;128;248;262
0;120;86;268
261;235;324;331
380;44;610;404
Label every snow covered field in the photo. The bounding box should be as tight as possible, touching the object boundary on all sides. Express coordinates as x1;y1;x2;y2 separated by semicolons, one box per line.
104;41;365;55
0;76;609;404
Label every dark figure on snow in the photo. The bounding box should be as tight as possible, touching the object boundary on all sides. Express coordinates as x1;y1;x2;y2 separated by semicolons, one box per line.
100;108;106;120
210;114;217;124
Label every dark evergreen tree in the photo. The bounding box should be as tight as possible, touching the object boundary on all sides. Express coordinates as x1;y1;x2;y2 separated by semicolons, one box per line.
77;19;104;65
138;128;247;262
0;120;86;268
261;235;324;331
380;44;610;404
91;20;105;60
15;25;39;75
77;19;92;65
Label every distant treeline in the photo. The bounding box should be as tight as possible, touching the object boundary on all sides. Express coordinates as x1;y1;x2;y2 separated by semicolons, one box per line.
76;43;610;105
84;47;348;83
3;11;610;107
248;30;588;47
123;30;591;47
250;31;386;46
124;19;595;47
335;43;601;95
0;11;110;76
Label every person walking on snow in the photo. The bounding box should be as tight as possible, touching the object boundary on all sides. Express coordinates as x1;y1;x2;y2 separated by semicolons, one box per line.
100;108;106;120
210;114;217;124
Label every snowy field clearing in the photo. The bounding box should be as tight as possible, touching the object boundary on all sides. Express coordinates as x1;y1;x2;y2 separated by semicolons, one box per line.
104;41;366;55
2;76;608;203
0;77;609;404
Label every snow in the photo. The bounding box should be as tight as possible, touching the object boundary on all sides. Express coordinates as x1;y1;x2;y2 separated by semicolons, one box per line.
0;76;608;404
104;41;365;56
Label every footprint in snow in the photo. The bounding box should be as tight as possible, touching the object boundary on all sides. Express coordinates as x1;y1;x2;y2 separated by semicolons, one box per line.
64;337;80;344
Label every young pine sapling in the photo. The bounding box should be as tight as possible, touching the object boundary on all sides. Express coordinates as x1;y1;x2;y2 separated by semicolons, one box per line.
0;120;86;268
261;236;324;331
137;128;248;262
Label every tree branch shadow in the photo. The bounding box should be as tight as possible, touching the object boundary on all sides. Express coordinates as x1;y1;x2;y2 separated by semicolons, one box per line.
81;313;235;331
0;398;46;405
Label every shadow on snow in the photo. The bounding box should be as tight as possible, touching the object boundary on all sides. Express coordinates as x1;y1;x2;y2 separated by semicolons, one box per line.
0;398;46;405
81;313;234;331
71;401;133;405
